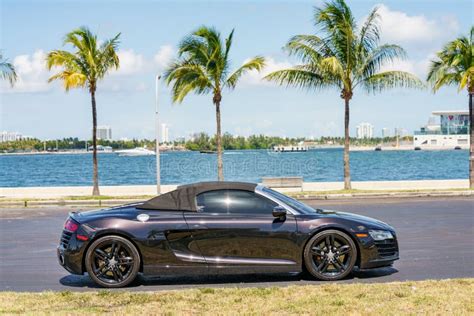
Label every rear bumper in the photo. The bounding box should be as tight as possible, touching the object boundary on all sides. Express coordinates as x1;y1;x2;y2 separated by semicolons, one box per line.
57;231;87;275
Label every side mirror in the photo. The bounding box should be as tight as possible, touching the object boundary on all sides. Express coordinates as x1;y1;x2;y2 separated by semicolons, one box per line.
272;206;287;219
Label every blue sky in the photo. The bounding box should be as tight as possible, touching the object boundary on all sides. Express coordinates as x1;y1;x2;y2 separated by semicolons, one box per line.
0;0;472;140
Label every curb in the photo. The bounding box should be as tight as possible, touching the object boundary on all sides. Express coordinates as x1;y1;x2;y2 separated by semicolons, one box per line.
294;191;474;200
0;191;472;207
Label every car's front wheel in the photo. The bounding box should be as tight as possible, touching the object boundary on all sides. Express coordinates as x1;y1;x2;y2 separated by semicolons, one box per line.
85;235;140;288
303;229;357;281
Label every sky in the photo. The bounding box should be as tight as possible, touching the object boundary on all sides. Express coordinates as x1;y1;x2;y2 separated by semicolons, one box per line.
0;0;472;140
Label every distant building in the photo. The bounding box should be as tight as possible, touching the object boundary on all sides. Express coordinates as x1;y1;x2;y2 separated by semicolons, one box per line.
414;110;470;149
356;123;374;139
161;123;169;143
394;127;408;138
0;131;23;142
381;128;390;138
97;126;112;140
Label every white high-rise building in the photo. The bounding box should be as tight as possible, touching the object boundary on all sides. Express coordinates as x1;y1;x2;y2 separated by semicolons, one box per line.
97;126;112;140
161;123;169;143
381;128;390;138
0;131;23;142
356;123;374;139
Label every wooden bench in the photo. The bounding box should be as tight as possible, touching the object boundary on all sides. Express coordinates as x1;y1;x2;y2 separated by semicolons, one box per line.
261;177;303;189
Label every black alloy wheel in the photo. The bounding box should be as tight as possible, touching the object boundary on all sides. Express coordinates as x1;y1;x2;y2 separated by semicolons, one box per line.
304;229;357;281
85;235;140;288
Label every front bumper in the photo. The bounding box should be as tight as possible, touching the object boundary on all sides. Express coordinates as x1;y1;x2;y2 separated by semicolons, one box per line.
57;229;88;275
358;235;399;269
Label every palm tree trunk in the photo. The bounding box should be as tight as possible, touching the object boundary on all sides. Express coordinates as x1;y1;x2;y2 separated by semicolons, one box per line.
214;97;224;181
91;89;100;196
469;91;474;189
343;97;351;190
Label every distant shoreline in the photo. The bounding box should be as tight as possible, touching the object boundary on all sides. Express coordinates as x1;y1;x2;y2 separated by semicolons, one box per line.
0;145;468;156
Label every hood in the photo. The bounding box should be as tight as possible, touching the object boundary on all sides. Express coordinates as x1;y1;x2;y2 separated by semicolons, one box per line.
313;209;395;231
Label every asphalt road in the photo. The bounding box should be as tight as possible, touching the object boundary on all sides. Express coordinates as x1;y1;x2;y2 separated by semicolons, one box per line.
1;196;473;292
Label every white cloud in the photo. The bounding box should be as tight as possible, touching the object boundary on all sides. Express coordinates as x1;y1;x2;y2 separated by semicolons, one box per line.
0;50;51;93
112;49;145;75
1;45;175;93
380;54;435;78
108;45;175;75
377;4;459;44
154;45;174;70
241;57;292;86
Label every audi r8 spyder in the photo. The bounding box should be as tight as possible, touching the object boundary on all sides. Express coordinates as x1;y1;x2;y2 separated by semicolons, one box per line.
57;181;399;288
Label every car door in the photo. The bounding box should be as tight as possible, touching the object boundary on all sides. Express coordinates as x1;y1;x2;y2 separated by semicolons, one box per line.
183;189;300;274
133;209;208;276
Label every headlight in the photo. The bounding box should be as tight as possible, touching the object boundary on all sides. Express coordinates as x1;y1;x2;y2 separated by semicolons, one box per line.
369;230;393;240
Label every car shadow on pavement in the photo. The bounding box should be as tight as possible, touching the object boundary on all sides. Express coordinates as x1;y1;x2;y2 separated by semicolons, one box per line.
59;267;398;289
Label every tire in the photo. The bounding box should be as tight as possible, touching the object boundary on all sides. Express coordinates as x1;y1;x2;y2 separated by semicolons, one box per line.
85;235;141;288
303;229;357;281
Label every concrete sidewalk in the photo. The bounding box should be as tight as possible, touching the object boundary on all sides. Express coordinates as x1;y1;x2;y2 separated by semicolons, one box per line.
0;179;470;199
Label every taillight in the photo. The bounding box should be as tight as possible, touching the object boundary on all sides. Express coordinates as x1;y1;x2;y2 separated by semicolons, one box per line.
64;218;79;232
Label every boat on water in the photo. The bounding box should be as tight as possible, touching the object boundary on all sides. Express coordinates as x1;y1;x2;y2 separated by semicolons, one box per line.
199;150;217;154
115;147;155;156
87;145;113;153
272;145;308;152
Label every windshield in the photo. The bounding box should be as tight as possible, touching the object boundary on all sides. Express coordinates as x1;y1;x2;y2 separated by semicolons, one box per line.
262;187;317;215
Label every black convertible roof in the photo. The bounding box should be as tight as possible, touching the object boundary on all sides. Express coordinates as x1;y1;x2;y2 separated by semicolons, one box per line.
137;181;257;211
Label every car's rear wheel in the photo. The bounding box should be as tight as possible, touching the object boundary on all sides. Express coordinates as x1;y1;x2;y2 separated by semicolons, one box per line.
303;229;357;281
85;235;140;288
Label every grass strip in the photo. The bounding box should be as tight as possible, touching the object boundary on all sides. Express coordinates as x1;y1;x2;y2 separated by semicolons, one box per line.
1;279;473;315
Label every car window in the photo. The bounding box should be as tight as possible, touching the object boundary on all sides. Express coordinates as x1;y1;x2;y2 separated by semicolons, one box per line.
196;189;277;215
262;187;316;214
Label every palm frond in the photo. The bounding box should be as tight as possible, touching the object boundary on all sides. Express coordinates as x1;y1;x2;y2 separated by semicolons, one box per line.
0;53;17;86
358;44;407;79
427;26;473;92
459;66;474;91
226;56;265;89
363;71;423;93
320;56;344;78
46;50;78;69
285;35;332;63
224;29;234;62
264;65;330;90
48;71;87;91
315;0;357;68
164;60;213;103
97;33;121;77
358;6;380;54
178;33;209;66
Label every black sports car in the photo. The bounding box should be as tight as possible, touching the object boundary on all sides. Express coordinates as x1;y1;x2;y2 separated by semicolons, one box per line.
58;181;399;288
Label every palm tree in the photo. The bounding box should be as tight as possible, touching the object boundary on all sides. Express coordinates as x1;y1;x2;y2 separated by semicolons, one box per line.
428;27;474;188
265;0;422;189
0;52;17;86
164;26;265;180
47;27;120;196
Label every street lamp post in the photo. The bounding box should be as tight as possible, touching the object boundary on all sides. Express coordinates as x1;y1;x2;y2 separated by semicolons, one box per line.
155;74;161;195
